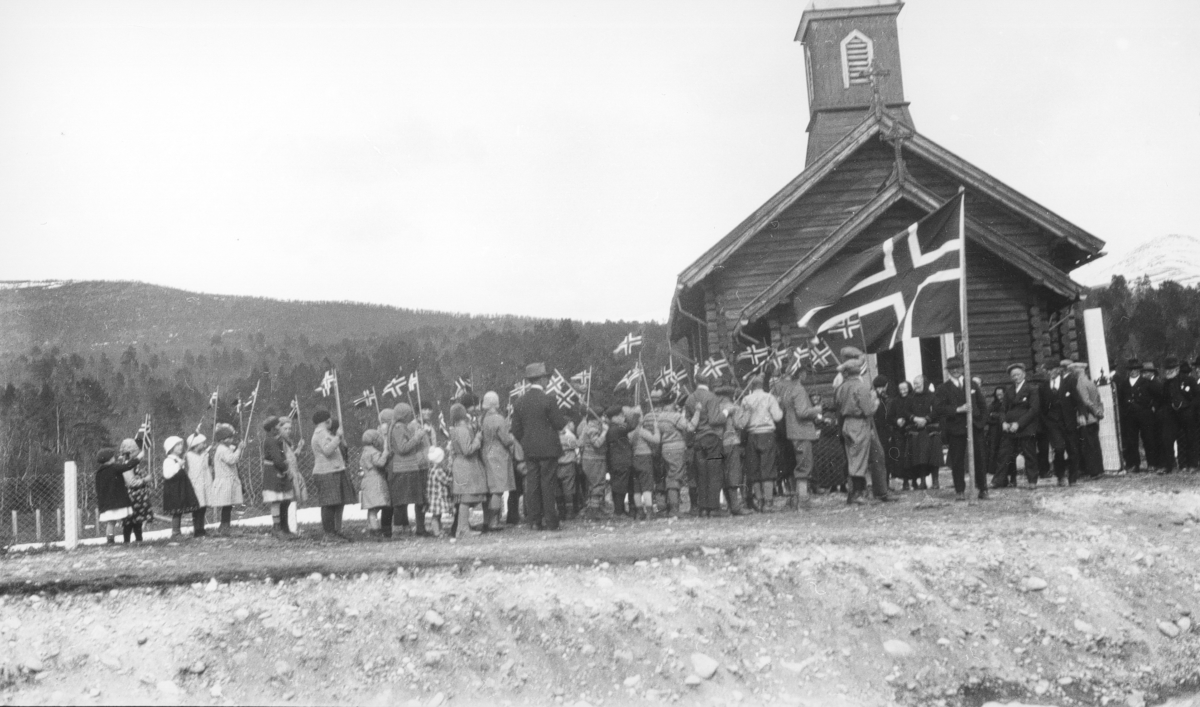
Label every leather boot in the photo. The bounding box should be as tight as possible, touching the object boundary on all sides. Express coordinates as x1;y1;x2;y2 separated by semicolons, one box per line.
729;488;750;516
760;483;775;512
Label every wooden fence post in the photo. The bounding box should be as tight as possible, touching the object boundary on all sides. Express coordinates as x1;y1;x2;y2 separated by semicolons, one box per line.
64;461;79;550
35;509;42;542
10;510;17;542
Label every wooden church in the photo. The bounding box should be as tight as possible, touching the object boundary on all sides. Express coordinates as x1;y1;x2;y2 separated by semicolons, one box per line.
668;0;1105;387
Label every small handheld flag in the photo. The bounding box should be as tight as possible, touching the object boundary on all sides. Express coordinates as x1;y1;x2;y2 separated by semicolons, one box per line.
811;340;837;368
288;396;300;420
509;380;531;399
351;389;377;408
700;355;731;380
453;376;472;400
383;374;406;399
208;391;218;408
570;369;592;389
315;370;337;397
240;387;258;412
736;345;771;367
613;332;643;357
827;313;863;340
615;364;643;391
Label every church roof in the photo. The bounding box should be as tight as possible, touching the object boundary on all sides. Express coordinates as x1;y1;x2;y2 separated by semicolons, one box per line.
675;110;1104;305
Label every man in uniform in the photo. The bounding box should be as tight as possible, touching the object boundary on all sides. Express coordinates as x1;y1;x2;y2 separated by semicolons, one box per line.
833;347;893;504
1043;359;1082;486
934;356;987;500
991;362;1041;488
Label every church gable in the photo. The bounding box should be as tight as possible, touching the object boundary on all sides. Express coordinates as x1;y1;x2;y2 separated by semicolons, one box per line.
712;137;895;318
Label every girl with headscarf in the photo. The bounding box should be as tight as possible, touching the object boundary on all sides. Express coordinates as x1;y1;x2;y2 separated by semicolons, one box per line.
389;402;430;536
479;391;515;531
448;402;487;538
209;423;244;535
184;433;212;537
96;446;141;545
162;435;201;538
903;375;943;490
119;437;154;541
311;409;355;541
360;428;394;536
261;417;297;538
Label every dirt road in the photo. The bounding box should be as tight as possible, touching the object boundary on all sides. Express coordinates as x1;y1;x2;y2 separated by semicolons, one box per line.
2;474;1200;706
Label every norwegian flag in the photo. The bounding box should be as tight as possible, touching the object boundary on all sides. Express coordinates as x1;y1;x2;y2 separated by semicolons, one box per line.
826;313;863;340
453;376;472;399
737;345;771;367
700;355;731;380
786;346;812;375
207;391;218;408
655;367;681;389
613;332;643;357
351;388;377;408
509;380;531;399
570;369;592;390
406;372;420;394
315;370;337;397
383;374;406;399
615;365;643;391
795;194;963;351
767;348;790;373
811;340;838;368
137;413;152;442
288;396;300;420
553;387;577;409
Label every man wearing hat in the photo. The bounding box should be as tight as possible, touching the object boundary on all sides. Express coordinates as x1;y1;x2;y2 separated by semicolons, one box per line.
1043;359;1082;486
934;356;987;500
510;362;569;530
991;362;1041;488
780;363;823;503
1133;360;1163;470
833;347;893;504
686;374;728;516
1115;357;1151;472
1157;356;1194;474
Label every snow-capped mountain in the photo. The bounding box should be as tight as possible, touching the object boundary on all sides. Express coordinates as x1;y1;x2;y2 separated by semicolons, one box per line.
1073;234;1200;288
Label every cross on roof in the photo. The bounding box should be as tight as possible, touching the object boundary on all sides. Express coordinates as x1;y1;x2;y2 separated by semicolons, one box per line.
860;60;891;117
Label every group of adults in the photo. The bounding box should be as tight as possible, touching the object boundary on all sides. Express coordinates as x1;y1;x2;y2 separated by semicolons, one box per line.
1114;355;1200;474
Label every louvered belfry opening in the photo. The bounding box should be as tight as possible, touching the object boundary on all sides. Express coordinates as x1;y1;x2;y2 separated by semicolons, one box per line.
844;33;871;86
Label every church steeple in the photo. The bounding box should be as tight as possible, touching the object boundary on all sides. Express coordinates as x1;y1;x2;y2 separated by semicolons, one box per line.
796;0;914;165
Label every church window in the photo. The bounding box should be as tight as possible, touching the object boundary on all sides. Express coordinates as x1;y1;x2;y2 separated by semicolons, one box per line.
840;30;873;88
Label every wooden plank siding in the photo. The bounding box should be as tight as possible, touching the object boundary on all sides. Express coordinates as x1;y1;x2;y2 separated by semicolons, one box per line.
904;153;1057;262
711;139;898;323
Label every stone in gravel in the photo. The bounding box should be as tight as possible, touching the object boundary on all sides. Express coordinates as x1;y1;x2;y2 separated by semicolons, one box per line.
99;654;121;670
233;608;251;621
275;660;292;676
685;675;702;687
21;657;44;673
595;577;614;589
1076;548;1092;561
424;610;445;629
936;638;951;647
290;627;303;639
308;572;323;582
499;659;515;675
1034;679;1050;695
189;661;206;674
205;578;219;592
156;681;180;695
210;685;223;698
137;636;148;645
1058;677;1074;686
691;653;719;679
2;617;19;630
948;598;964;611
614;649;634;662
1158;621;1181;638
1176;617;1192;633
883;640;914;658
1073;619;1095;634
622;608;640;624
581;644;596;656
423;651;443;667
623;675;641;687
427;693;445;707
1024;577;1048;591
1126;690;1146;707
879;601;903;619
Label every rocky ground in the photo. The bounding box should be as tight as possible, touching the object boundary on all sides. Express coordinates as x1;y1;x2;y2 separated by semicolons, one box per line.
2;473;1200;707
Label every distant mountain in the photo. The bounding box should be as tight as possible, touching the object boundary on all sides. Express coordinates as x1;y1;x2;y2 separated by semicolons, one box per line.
0;280;533;357
1073;234;1200;289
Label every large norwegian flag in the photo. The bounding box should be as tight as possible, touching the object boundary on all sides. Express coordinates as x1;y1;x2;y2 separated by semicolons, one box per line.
793;194;963;353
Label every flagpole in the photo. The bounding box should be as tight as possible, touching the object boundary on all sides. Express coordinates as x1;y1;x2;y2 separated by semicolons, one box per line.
241;380;261;448
294;394;304;444
372;386;381;417
212;387;219;437
332;370;344;424
956;189;977;494
414;375;423;414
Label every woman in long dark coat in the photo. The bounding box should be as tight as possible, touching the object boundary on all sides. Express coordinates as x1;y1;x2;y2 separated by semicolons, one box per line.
890;381;915;489
903;375;944;490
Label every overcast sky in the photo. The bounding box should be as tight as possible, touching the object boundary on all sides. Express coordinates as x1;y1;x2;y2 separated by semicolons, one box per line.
1;0;1197;322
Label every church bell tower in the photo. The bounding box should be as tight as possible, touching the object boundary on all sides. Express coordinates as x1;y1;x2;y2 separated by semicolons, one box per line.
796;0;914;165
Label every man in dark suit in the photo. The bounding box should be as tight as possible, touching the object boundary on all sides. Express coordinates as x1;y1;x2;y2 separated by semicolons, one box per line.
991;362;1041;488
1043;359;1082;486
510;362;568;531
1113;357;1145;472
934;356;987;501
1135;361;1162;470
1158;356;1194;474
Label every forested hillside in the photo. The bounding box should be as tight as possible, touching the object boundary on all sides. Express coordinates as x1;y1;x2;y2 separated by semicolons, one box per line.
0;281;670;481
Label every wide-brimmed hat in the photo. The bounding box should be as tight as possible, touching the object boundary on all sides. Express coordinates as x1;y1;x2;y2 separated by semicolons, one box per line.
1126;357;1141;369
714;385;737;397
1006;362;1026;375
524;362;548;380
945;356;964;370
1059;359;1075;369
187;434;206;450
1142;361;1157;372
840;346;864;360
1067;361;1088;370
1164;356;1181;370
